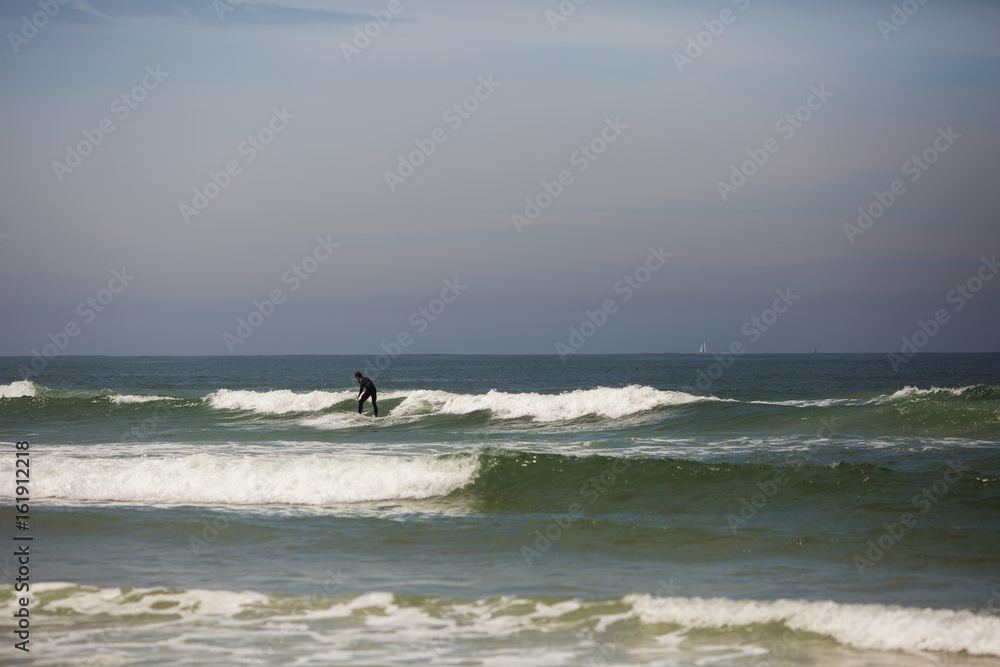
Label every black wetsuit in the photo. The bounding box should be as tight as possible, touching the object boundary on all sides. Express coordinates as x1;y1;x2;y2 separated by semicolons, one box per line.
357;376;378;416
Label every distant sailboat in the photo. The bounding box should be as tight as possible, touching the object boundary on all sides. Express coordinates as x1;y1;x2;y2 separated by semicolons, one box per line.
699;341;707;354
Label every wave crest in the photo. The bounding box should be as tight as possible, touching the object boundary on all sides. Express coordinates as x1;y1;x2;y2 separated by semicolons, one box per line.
626;593;1000;656
0;380;37;398
109;394;174;404
1;453;478;505
884;384;1000;401
393;385;715;422
10;586;1000;658
207;388;351;414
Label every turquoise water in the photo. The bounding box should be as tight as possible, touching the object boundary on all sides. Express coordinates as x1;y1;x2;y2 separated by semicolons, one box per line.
2;354;999;665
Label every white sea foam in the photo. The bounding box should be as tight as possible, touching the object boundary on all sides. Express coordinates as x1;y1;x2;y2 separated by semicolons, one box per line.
164;384;996;423
752;397;856;408
393;385;716;422
883;385;977;401
756;385;995;408
298;412;368;429
625;594;1000;656
0;453;479;505
0;380;37;398
7;587;999;661
209;385;707;422
109;394;173;404
207;388;352;414
299;411;424;430
29;582;269;619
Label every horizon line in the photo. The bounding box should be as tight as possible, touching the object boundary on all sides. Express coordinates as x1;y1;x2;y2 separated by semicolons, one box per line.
3;351;1000;359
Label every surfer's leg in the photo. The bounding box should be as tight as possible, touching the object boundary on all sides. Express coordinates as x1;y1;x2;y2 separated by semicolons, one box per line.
359;391;372;414
372;394;378;417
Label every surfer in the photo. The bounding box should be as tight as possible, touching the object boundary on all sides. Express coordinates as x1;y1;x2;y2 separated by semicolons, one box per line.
354;372;378;416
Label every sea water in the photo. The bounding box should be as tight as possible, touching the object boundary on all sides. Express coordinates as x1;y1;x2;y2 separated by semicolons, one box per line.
1;354;999;665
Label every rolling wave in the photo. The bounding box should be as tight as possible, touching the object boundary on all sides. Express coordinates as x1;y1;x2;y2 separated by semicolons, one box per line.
882;384;1000;401
3;382;998;437
3;450;991;512
391;386;723;422
5;584;999;659
206;388;353;414
0;380;36;398
456;450;996;515
1;453;478;505
109;394;174;404
623;593;1000;655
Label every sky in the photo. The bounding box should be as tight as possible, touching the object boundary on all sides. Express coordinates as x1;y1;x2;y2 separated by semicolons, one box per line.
1;0;998;357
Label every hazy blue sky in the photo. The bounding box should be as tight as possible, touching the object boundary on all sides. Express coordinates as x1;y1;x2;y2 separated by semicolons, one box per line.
1;0;998;357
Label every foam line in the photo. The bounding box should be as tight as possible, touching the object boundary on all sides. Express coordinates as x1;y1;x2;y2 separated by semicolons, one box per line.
0;453;479;505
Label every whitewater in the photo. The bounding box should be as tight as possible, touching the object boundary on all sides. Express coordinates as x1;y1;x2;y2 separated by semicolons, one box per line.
2;353;999;666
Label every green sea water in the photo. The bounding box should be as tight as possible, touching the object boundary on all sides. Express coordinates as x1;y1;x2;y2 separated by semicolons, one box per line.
1;353;999;665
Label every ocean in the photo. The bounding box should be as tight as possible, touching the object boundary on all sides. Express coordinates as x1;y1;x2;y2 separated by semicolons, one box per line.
1;353;999;666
